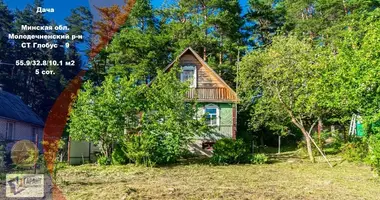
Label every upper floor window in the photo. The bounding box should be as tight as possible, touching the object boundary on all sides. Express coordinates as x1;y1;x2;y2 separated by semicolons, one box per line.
204;104;219;126
180;65;196;88
6;122;15;140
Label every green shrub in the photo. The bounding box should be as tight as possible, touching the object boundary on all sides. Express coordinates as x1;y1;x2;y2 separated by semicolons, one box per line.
211;138;251;164
97;156;111;166
324;132;344;154
251;153;268;164
124;129;196;166
124;134;156;166
180;148;198;159
341;139;368;162
368;134;380;173
112;144;128;165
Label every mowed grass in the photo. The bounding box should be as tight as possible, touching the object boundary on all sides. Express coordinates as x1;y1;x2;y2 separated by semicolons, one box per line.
56;153;380;200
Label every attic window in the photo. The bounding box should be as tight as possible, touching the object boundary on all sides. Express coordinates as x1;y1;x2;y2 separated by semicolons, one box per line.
180;65;196;88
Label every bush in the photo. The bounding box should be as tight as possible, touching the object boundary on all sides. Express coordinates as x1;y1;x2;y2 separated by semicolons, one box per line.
180;148;198;159
324;131;344;154
251;153;268;164
368;134;380;173
341;139;368;162
211;138;251;164
97;156;111;166
112;144;128;165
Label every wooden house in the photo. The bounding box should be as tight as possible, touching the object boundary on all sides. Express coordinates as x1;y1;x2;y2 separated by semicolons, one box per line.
0;86;44;152
161;47;239;155
68;47;239;163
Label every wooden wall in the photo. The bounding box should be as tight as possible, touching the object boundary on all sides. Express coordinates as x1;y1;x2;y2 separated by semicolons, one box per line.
180;53;224;88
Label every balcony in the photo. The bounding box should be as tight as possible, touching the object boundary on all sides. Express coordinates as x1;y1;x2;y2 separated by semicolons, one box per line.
186;87;236;102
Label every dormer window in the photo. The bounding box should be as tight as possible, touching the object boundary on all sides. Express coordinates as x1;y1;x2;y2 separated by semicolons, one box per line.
180;65;197;88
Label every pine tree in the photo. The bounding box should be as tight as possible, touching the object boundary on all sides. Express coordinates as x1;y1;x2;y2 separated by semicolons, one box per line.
245;0;286;48
11;0;51;117
160;0;245;87
0;0;15;91
64;6;93;81
89;0;170;83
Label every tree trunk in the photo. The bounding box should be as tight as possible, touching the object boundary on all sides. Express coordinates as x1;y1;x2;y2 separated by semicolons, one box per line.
203;4;207;61
278;135;281;154
304;133;314;163
291;118;315;162
318;117;322;144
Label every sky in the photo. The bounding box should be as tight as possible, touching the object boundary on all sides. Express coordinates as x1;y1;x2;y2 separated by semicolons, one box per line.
4;0;250;25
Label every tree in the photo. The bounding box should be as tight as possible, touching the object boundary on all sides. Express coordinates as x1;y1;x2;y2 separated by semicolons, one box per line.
68;76;142;159
160;0;245;86
245;0;286;48
239;36;322;162
0;0;14;62
64;6;93;80
331;8;380;125
125;68;209;165
90;0;137;58
0;0;15;92
282;0;379;43
104;0;170;82
69;66;209;163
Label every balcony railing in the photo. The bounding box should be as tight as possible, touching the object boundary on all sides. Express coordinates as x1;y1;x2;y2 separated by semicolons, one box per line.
186;87;235;101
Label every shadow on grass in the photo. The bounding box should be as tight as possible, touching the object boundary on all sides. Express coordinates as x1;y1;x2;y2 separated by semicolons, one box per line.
61;179;132;186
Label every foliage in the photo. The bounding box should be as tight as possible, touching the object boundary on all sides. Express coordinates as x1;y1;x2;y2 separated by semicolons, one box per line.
69;76;142;159
124;69;209;166
367;134;380;173
70;66;208;165
124;134;156;166
239;35;324;162
211;138;251;164
317;131;344;155
250;153;268;164
341;139;368;162
97;156;111;166
245;0;286;47
0;0;93;119
112;144;129;165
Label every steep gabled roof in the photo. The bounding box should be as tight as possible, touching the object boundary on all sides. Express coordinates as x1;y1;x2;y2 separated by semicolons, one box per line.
159;47;239;102
0;90;44;127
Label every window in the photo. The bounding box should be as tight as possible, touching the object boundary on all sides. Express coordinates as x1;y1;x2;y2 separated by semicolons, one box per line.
180;65;196;88
204;104;219;126
6;122;15;140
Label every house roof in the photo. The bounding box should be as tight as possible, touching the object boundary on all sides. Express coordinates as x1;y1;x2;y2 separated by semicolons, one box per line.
0;90;44;127
151;47;239;102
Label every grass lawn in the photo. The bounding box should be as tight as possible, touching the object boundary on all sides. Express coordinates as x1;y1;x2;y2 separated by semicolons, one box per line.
56;152;380;200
